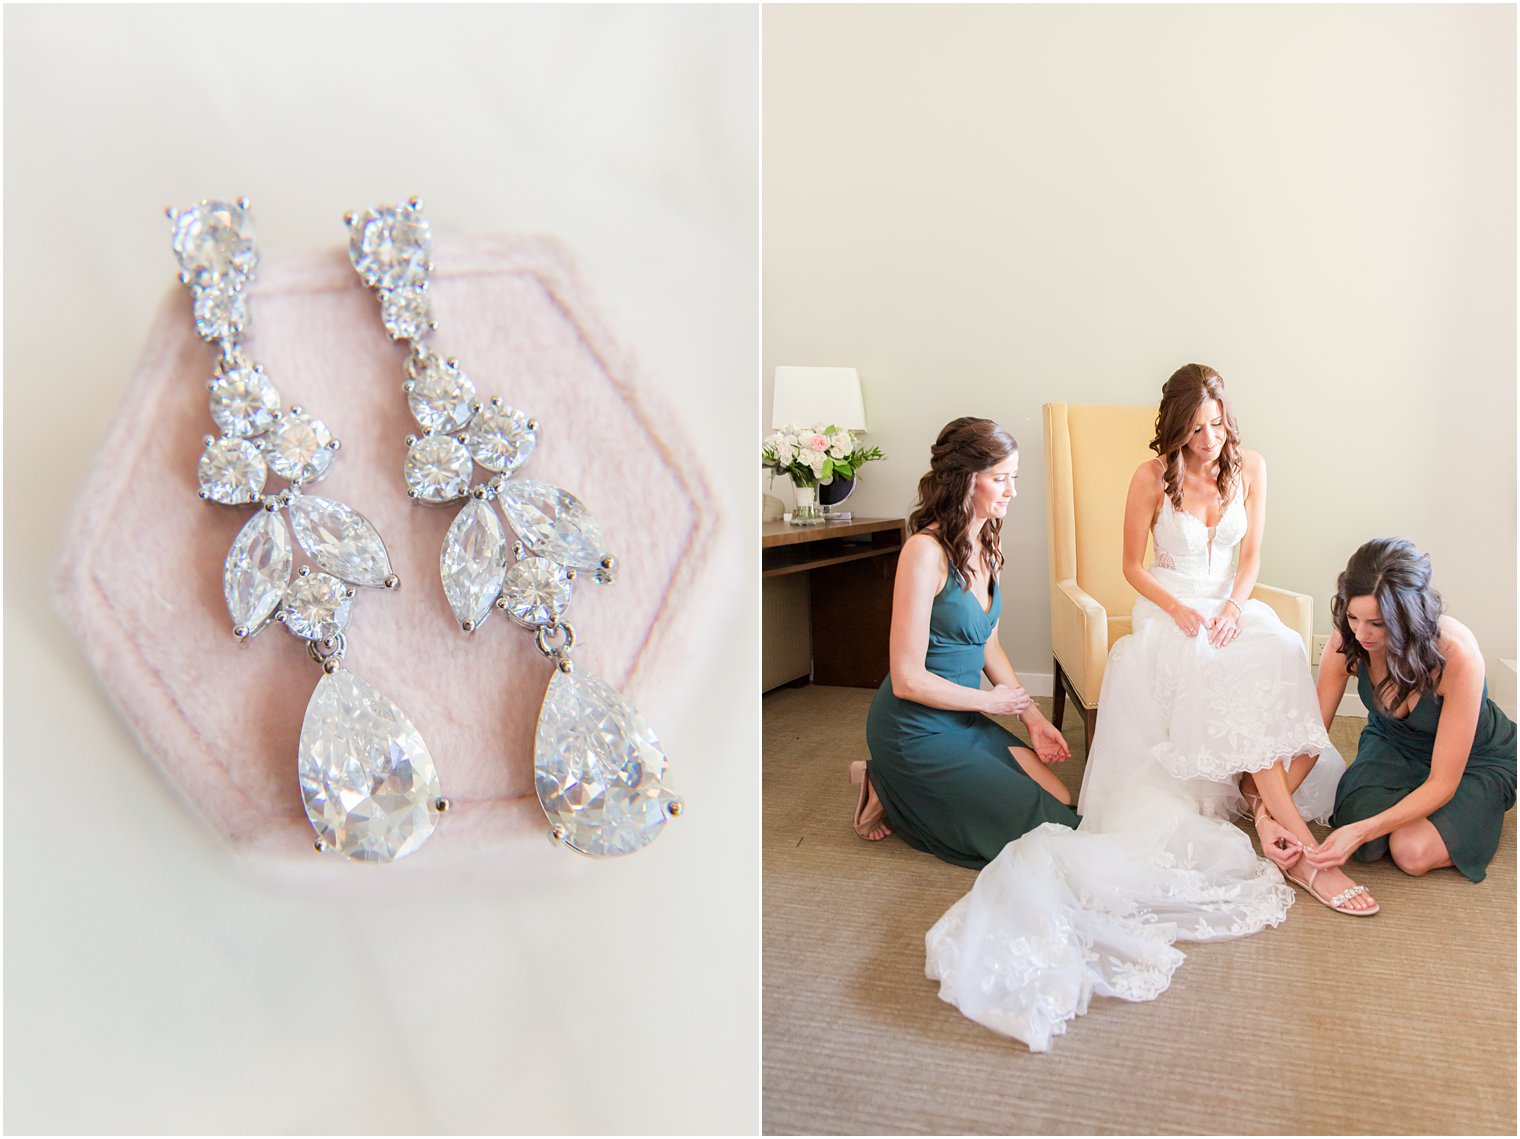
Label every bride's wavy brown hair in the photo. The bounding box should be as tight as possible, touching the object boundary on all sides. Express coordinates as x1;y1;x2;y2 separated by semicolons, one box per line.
1150;364;1243;511
907;417;1015;587
1331;538;1445;712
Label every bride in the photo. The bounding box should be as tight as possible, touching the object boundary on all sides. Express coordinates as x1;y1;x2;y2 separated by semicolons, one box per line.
925;364;1374;1051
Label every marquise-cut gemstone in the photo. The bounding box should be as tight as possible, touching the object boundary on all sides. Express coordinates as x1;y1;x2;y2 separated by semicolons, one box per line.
198;437;267;504
266;409;335;484
380;284;433;341
171;200;257;287
347;204;432;291
404;435;473;503
500;556;573;628
280;571;353;640
440;499;510;630
286;496;394;587
209;362;280;437
407;355;477;434
463;404;536;474
224;510;292;634
298;668;442;862
495;480;610;570
534;668;675;858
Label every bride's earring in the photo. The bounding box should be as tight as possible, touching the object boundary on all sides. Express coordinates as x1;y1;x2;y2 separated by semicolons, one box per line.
344;198;681;858
170;197;448;863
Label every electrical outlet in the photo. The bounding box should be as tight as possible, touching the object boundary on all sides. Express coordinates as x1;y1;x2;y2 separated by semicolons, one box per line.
1311;634;1330;659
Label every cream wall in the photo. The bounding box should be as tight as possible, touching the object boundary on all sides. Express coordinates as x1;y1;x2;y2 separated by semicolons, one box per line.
764;4;1516;703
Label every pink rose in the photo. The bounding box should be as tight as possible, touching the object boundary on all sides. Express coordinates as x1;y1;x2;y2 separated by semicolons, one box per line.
808;433;829;451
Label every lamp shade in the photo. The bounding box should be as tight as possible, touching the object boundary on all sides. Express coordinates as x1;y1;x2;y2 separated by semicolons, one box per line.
772;366;867;431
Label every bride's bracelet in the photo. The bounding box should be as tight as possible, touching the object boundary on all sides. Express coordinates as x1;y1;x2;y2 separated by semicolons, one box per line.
1221;598;1243;618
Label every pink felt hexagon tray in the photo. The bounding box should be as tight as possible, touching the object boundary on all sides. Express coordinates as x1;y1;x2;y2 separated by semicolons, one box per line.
55;235;719;883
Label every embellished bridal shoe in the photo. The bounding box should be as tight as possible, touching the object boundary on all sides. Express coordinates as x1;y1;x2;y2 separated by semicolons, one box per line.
1282;864;1381;917
850;760;891;841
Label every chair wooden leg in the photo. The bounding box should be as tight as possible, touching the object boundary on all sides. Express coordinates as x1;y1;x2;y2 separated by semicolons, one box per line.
1051;656;1067;730
1083;707;1097;754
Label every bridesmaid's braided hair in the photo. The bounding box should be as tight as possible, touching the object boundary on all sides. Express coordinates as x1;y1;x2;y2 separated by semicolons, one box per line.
1331;538;1446;713
908;417;1014;589
1150;364;1243;512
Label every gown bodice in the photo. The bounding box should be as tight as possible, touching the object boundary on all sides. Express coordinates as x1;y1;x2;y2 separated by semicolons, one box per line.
1149;486;1247;598
924;566;1000;688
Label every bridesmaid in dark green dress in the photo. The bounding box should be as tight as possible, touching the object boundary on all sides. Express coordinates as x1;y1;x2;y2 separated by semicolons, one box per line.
1305;538;1517;883
856;418;1079;869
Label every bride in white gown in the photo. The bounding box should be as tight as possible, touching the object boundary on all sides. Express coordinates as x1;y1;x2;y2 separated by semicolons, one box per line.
925;364;1377;1051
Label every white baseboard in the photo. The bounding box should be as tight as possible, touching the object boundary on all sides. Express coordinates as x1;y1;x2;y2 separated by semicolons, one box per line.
1012;671;1369;719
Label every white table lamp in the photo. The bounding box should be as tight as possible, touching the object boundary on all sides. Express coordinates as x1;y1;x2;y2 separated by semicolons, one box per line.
772;366;867;431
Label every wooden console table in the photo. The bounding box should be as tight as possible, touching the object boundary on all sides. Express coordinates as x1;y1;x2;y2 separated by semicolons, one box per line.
761;517;907;690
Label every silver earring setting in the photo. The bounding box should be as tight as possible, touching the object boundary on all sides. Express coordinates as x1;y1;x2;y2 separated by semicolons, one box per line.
170;198;447;863
345;198;682;858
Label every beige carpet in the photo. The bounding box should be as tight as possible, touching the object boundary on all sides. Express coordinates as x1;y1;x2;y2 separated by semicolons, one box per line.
763;685;1516;1136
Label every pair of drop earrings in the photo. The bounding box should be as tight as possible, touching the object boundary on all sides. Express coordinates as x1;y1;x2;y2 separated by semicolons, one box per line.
169;197;681;864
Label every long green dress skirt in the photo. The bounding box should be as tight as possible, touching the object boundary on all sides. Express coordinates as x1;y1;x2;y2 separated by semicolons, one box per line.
865;569;1079;869
1332;667;1517;882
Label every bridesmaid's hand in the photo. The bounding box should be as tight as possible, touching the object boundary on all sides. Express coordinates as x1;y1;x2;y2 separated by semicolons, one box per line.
1027;718;1071;765
1169;603;1206;637
1302;825;1364;870
985;684;1032;716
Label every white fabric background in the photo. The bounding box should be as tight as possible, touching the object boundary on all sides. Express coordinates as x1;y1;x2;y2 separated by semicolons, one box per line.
4;5;758;1134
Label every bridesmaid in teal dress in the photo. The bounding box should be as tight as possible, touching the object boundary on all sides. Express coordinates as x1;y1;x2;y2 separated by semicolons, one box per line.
1305;538;1516;883
854;417;1078;869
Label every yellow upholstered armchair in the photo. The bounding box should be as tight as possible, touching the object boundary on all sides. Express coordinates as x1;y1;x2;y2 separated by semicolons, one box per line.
1042;403;1313;750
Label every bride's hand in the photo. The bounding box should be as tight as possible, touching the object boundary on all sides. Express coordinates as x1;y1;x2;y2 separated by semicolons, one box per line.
1027;718;1071;765
1206;611;1241;648
985;684;1032;716
1169;603;1206;637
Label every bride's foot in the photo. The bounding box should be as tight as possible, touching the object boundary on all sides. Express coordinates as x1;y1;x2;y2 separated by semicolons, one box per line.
1282;860;1380;916
850;761;892;841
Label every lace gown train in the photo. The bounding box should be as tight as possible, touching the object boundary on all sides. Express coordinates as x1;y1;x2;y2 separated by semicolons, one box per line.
925;491;1343;1050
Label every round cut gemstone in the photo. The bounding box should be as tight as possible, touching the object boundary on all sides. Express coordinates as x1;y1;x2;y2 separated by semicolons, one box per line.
171;200;257;287
198;437;267;504
464;404;536;474
209;362;280;437
347;204;432;291
266;409;335;484
500;557;572;628
405;435;473;503
381;285;434;341
192;286;249;342
407;355;477;433
299;668;442;863
534;668;675;858
280;571;352;640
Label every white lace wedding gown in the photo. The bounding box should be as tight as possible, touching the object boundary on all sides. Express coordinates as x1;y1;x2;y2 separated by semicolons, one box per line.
924;489;1342;1051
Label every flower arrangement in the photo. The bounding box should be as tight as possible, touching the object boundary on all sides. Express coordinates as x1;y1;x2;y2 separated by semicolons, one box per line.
761;423;884;488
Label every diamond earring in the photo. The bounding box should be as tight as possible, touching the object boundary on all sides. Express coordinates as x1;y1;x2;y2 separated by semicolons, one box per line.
169;197;448;863
344;198;682;858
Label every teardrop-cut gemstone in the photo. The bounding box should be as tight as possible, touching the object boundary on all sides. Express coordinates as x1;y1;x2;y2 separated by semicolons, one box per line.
534;668;676;858
224;510;292;635
198;437;266;504
279;571;353;640
440;499;510;630
299;668;442;862
287;496;394;587
500;556;573;628
495;480;611;570
463;404;536;474
404;435;473;503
